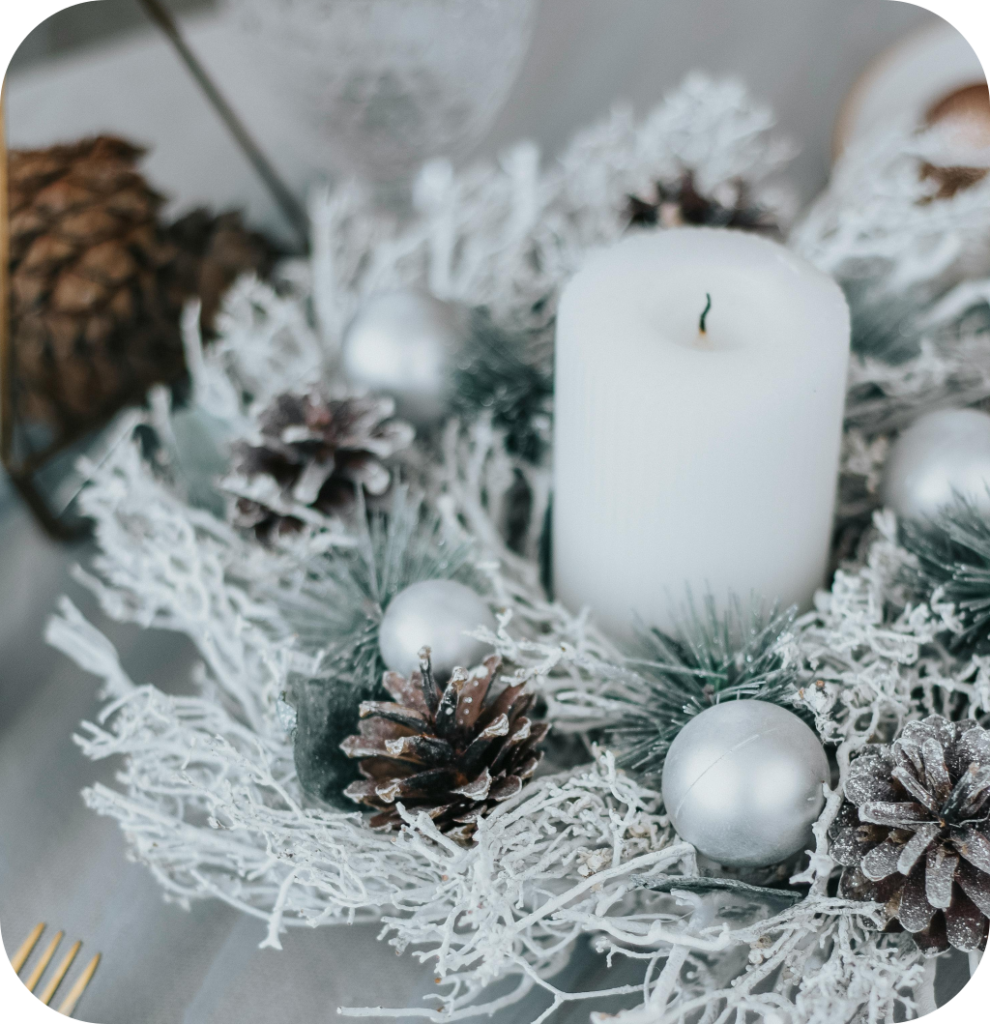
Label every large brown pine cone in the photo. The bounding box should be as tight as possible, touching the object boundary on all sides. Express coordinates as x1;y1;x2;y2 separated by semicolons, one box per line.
341;650;548;840
7;136;279;437
626;170;777;234
227;392;414;540
8;136;185;430
830;715;990;956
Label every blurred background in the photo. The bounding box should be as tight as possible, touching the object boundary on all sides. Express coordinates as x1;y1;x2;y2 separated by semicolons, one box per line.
1;2;986;1022
5;0;949;241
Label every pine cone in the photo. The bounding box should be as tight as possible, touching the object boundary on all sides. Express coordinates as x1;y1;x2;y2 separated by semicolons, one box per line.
166;208;280;335
830;715;990;956
918;83;990;201
626;171;777;234
229;392;413;539
918;161;989;203
341;649;548;839
8;136;186;431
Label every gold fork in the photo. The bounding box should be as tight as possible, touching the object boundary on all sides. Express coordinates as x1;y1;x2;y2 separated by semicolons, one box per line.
10;922;101;1017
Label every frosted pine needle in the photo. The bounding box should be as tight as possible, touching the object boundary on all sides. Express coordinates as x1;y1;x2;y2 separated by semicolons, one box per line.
603;595;803;778
901;496;990;650
267;488;486;690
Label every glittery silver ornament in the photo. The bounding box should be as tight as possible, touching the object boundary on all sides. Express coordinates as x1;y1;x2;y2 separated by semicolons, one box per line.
379;579;496;681
341;290;470;427
882;408;990;521
661;700;829;868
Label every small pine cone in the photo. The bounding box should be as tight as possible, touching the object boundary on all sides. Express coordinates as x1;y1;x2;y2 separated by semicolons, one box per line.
228;392;413;539
830;715;990;956
165;208;280;335
341;650;548;840
918;161;989;202
626;170;777;234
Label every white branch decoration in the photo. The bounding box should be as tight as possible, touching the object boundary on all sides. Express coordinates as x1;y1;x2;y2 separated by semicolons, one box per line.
45;74;990;1022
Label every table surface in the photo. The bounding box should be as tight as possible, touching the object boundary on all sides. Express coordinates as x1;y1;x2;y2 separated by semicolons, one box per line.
0;2;983;1021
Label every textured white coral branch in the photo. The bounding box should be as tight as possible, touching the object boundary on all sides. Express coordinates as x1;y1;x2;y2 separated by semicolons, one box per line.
47;73;981;1024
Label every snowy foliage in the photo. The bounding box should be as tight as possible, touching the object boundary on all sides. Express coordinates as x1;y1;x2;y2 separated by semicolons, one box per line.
792;124;990;297
309;71;796;347
47;74;990;1022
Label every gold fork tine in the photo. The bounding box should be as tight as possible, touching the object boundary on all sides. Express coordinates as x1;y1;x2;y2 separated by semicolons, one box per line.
10;922;45;973
24;930;63;992
57;953;101;1017
10;925;46;970
38;939;80;1006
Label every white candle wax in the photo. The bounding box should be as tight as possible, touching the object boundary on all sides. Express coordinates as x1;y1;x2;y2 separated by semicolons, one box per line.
553;228;850;639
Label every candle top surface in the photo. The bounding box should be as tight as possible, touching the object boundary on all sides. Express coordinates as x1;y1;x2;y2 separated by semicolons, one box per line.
560;228;850;372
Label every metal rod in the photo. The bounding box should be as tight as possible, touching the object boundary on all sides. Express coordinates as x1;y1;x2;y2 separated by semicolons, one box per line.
137;0;309;250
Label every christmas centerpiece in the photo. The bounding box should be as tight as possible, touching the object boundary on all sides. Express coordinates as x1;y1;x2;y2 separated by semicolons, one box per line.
46;73;990;1022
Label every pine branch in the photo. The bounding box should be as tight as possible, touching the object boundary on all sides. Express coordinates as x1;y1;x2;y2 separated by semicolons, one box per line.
270;489;488;806
842;280;929;364
450;311;553;464
603;595;803;779
901;495;990;650
270;488;484;691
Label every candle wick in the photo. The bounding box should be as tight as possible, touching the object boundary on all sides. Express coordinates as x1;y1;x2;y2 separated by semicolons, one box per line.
699;293;712;335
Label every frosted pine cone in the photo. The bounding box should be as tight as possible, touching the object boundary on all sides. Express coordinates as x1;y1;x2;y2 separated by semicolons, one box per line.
341;650;547;840
830;716;990;955
626;171;777;234
229;392;413;539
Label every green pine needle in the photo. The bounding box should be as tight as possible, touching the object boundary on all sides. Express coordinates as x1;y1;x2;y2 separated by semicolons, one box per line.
603;595;803;780
842;277;990;365
451;310;553;463
901;495;990;650
272;490;489;807
269;489;485;692
842;280;927;364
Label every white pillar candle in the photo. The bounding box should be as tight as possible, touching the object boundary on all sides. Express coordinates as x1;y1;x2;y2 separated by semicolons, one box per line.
553;228;850;639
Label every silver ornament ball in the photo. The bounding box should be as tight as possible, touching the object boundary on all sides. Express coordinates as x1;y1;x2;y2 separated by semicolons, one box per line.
882;408;990;521
379;579;496;682
661;700;829;868
341;289;470;427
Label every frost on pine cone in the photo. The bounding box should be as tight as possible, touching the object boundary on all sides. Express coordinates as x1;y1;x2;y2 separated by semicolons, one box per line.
341;650;548;840
229;392;413;539
830;716;990;955
626;170;777;234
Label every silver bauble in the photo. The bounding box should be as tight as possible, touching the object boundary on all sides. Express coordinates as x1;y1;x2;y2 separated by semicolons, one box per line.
341;290;469;427
661;700;829;868
379;579;496;681
882;408;990;521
